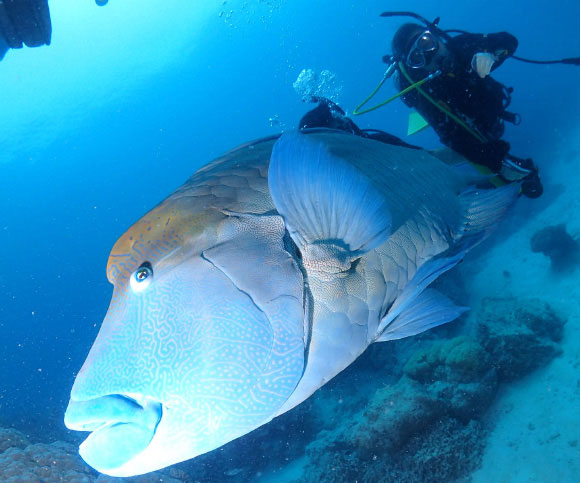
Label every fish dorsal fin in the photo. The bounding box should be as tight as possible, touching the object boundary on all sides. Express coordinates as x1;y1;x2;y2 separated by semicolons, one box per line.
456;184;519;245
268;132;392;272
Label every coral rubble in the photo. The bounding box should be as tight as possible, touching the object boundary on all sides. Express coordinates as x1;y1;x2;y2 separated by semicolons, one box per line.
0;428;29;453
0;439;94;483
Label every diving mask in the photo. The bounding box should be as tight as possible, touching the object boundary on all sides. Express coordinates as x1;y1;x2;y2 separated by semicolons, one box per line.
406;30;439;69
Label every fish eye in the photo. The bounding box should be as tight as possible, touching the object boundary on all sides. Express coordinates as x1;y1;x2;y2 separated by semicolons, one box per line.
130;262;153;293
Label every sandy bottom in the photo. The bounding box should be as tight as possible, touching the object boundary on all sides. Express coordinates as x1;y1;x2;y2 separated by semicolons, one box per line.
467;156;580;482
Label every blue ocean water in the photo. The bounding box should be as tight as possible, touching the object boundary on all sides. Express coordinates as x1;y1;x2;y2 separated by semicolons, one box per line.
1;0;579;481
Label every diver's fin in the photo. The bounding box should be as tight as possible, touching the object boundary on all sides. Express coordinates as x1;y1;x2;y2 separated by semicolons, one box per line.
377;252;464;337
376;288;467;342
268;132;392;265
407;110;429;136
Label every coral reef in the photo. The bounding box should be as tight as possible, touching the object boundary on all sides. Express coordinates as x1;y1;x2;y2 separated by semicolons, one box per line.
0;439;94;482
301;336;497;482
350;337;496;458
384;419;487;483
402;336;498;421
530;223;580;272
299;294;568;482
0;427;186;483
477;297;566;381
0;428;29;453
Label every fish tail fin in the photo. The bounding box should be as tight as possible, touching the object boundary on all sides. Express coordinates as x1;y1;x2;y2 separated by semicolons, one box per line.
455;183;519;248
376;183;517;342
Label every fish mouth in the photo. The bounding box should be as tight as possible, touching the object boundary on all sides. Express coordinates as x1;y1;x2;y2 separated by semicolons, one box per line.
64;394;163;473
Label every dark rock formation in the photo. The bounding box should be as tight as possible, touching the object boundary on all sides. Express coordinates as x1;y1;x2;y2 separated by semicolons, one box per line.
477;297;566;382
402;336;498;421
530;223;580;272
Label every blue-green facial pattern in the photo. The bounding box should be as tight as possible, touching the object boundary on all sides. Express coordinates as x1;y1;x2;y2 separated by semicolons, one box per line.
65;147;306;476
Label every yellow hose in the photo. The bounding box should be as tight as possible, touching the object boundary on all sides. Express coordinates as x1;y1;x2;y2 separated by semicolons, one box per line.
398;63;488;143
353;65;436;116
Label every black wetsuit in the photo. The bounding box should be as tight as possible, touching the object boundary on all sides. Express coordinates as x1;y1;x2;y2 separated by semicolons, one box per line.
299;97;421;150
395;32;518;173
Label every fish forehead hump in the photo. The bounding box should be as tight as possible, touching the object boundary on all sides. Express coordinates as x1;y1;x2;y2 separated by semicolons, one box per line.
106;137;279;287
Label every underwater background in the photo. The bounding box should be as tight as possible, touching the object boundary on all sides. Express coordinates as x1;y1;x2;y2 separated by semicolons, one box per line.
1;0;579;481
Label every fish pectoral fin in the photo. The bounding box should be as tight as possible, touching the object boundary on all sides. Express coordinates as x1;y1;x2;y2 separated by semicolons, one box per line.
376;252;465;338
268;132;392;267
376;288;468;342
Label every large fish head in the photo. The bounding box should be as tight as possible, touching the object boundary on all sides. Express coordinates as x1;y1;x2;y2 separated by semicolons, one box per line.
64;187;306;476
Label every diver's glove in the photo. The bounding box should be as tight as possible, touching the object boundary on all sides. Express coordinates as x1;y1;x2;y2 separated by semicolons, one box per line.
471;52;497;78
501;155;535;181
521;171;543;198
501;156;543;198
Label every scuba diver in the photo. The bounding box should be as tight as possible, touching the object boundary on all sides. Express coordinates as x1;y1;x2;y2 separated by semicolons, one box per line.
301;12;580;199
0;0;52;61
383;20;543;198
350;12;578;198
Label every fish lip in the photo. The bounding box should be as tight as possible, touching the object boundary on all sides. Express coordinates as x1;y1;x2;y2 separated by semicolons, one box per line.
65;393;163;430
65;393;164;472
